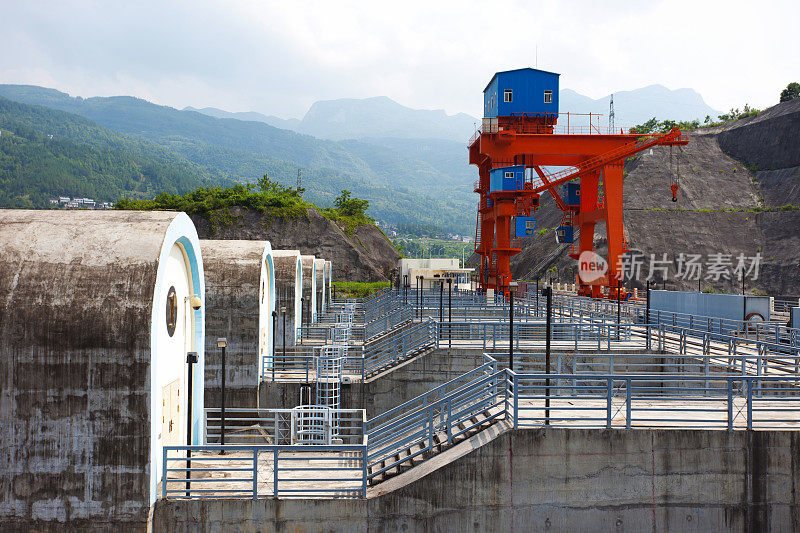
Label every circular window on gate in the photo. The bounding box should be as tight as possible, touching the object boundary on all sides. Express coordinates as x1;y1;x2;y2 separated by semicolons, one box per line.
166;286;177;337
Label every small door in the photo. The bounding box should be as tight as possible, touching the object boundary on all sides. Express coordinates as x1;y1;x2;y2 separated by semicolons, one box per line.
162;379;181;446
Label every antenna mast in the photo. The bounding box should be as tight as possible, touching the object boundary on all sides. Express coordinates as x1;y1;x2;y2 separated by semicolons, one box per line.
609;94;615;132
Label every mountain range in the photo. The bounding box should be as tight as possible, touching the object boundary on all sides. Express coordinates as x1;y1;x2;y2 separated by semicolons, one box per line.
0;83;723;235
187;85;721;141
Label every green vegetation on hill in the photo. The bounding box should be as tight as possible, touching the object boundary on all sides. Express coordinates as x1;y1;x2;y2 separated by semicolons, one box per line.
780;82;799;103
320;190;373;235
0;85;473;235
115;175;310;219
629;103;764;134
0;96;228;207
331;281;389;299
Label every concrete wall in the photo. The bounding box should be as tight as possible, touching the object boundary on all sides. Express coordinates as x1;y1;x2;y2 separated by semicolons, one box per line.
273;251;302;347
0;209;205;529
315;258;326;319
202;240;274;409
300;255;317;327
153;428;800;531
258;348;489;416
258;348;661;417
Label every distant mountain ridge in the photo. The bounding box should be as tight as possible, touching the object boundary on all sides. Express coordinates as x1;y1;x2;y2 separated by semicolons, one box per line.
189;85;722;142
183;106;300;130
0;84;475;234
560;85;722;129
0;81;727;235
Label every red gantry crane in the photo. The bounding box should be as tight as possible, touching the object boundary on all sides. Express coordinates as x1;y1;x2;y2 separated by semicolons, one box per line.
469;69;689;299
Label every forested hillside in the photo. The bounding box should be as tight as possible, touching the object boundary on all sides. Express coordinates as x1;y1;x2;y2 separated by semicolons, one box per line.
0;85;473;233
0;97;228;207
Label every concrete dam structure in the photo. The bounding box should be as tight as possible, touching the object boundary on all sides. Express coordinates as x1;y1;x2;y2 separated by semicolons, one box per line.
2;74;800;533
0;209;207;527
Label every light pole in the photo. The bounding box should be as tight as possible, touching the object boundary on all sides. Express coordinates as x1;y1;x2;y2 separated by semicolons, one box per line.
508;282;518;371
185;351;198;496
646;280;651;325
447;277;453;348
217;338;227;451
271;310;277;381
541;286;552;425
281;306;287;364
438;277;444;324
417;275;422;320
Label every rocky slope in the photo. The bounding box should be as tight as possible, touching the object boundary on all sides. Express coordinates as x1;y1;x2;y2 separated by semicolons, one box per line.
190;206;400;282
506;97;800;295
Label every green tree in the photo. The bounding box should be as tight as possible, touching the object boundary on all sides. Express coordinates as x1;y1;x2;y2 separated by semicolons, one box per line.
333;189;370;218
780;82;800;102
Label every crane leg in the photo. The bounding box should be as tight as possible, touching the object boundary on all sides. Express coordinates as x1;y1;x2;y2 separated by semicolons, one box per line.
604;163;626;299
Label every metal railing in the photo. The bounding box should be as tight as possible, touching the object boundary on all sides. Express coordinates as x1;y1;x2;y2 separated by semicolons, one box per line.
167;361;800;500
365;369;507;482
162;444;367;499
364;304;413;341
205;407;365;445
363;319;437;377
509;373;800;431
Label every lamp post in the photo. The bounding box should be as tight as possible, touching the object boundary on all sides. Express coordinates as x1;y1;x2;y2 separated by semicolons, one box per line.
185;351;198;495
417;275;422;320
646;280;651;325
281;306;287;364
447;277;453;348
217;338;227;451
508;282;518;371
438;277;444;324
541;286;552;425
403;275;408;305
300;297;305;341
271;310;277;381
536;277;540;318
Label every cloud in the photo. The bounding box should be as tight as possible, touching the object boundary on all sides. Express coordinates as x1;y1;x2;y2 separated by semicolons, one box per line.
0;0;797;119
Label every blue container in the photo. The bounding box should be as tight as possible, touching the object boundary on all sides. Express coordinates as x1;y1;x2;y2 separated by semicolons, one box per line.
489;165;525;192
515;217;537;237
563;182;580;207
555;226;574;244
484;68;560;119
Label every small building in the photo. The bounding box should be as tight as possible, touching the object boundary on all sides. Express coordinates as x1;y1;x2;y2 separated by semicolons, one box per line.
0;209;205;529
272;250;303;346
483;67;560;118
489;164;525;192
201;240;275;409
399;258;474;290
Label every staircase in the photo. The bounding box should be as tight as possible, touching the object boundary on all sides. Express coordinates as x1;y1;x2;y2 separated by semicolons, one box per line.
364;362;507;485
362;319;437;378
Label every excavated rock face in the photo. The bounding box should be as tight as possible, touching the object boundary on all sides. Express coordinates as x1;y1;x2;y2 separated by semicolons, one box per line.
190;206;399;282
509;98;800;296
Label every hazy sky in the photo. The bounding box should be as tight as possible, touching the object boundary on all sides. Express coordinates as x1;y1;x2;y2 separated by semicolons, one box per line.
1;1;797;119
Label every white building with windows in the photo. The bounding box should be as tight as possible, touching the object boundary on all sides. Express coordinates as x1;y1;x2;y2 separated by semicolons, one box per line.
399;258;474;290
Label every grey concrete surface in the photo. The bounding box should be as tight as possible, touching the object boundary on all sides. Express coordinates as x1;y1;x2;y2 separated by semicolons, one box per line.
153;427;800;532
0;209;185;529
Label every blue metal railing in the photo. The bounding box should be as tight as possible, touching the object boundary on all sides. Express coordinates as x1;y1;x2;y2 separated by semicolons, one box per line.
364;305;412;341
363;319;437;376
166;362;800;500
161;444;367;499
